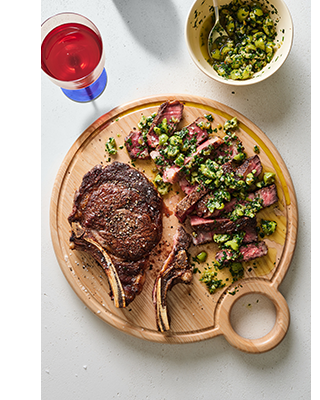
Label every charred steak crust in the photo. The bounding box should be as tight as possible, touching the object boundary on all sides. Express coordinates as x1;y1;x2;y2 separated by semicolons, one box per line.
68;162;163;307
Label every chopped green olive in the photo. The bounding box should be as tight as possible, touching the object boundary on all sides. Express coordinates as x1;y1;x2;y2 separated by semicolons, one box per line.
263;172;276;185
245;172;255;185
211;49;221;60
157;185;170;196
253;6;264;17
105;137;117;155
153;174;171;196
166;145;180;159
196;251;208;263
254;37;265;51
200;163;216;179
159;134;169;145
229;262;244;282
154;126;161;135
161;118;168;132
169;135;182;147
224;239;239;251
174;153;185;166
263;17;275;36
154;118;169;136
237;7;249;22
266;42;274;62
213;234;231;244
233;152;246;161
153;174;163;185
261;219;277;235
224;117;238;131
226;20;235;35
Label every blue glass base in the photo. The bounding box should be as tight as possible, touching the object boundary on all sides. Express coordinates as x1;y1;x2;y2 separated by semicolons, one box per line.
61;68;107;102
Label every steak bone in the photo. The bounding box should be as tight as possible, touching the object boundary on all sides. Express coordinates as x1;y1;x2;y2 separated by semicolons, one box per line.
71;222;127;308
152;226;192;332
153;250;191;332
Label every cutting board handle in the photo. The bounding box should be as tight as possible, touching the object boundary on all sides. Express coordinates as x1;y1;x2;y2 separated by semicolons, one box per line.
216;279;290;353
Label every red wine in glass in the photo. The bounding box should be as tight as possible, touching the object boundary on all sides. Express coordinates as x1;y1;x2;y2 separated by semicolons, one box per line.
41;13;107;102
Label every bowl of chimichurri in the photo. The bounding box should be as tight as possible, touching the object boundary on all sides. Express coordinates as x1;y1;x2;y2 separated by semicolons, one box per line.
185;0;293;85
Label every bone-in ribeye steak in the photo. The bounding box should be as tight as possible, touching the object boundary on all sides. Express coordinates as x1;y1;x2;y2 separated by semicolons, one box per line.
68;161;163;308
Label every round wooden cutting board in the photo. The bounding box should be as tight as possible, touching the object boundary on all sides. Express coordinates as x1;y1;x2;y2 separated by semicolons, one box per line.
50;94;298;352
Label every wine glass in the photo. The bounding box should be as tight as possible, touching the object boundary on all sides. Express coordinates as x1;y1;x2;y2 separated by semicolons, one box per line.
41;12;107;102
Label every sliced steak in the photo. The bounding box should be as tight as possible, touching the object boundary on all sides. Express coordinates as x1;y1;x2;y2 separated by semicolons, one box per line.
150;117;211;175
184;136;224;166
152;226;192;332
68;162;163;308
235;155;262;179
242;223;259;243
173;139;249;222
124;130;149;160
147;100;184;149
192;217;257;246
215;241;268;265
194;182;278;219
213;136;243;163
192;230;213;246
163;165;182;184
179;177;197;195
195;195;237;219
179;117;210;146
163;136;224;184
175;185;209;223
254;183;278;207
190;215;253;233
150;150;169;173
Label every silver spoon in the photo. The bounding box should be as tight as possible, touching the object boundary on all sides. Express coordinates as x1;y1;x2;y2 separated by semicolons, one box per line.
207;0;229;59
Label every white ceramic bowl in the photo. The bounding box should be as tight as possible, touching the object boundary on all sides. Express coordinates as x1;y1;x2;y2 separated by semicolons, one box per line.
185;0;294;86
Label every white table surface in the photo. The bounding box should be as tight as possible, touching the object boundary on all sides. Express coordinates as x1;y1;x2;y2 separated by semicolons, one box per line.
41;1;311;398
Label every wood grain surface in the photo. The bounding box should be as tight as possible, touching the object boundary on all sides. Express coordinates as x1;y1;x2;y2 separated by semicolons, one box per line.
50;94;298;352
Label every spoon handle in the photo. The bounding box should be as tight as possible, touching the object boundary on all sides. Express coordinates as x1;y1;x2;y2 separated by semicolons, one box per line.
213;0;219;22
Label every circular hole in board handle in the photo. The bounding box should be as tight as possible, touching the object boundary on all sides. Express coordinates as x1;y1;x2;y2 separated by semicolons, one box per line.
230;293;276;340
217;279;290;353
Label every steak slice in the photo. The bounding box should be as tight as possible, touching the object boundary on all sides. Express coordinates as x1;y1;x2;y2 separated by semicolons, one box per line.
68;162;163;308
175;185;209;223
147;100;184;149
212;136;243;162
192;217;258;246
163;136;224;184
235;155;262;179
124;130;149;160
242;223;259;243
190;215;253;233
173;140;249;223
180;117;210;145
194;182;278;219
179;177;197;195
150;117;211;176
152;226;192;332
195;195;237;219
150;150;169;173
215;241;268;265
